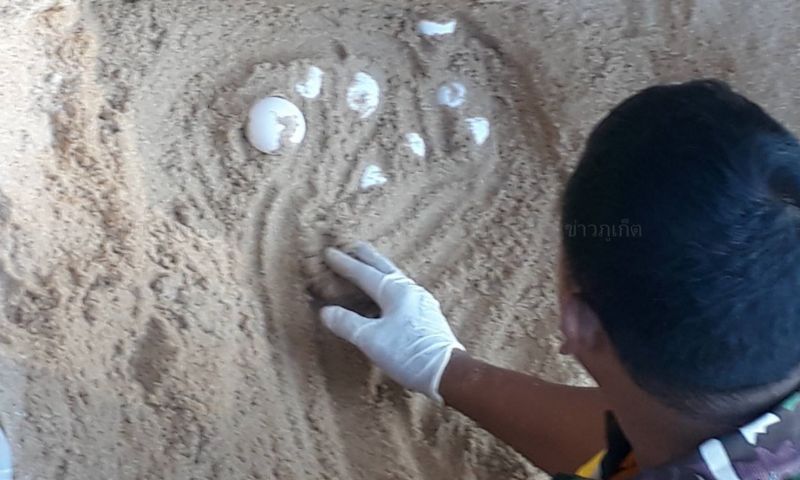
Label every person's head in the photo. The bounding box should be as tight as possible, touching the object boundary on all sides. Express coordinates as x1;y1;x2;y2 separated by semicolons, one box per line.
558;79;800;424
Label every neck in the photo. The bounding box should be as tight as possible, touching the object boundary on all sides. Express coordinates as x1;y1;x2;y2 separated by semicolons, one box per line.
610;388;732;469
610;369;800;468
578;336;799;469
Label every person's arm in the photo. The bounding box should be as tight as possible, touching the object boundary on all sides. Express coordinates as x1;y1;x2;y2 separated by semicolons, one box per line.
320;243;607;474
440;350;608;474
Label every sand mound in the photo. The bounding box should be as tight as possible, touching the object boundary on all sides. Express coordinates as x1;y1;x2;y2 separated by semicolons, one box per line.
2;1;800;478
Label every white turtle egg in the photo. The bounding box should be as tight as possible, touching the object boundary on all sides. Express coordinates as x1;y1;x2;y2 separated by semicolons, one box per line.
246;96;306;154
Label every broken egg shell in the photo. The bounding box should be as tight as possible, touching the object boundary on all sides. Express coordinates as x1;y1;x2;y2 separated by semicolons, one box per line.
347;72;381;119
404;132;426;157
417;19;457;36
295;66;324;99
466;117;490;145
437;81;466;108
360;164;388;190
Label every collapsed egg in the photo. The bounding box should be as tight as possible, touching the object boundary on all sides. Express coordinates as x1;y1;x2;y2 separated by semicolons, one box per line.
360;164;388;190
295;66;324;99
466;117;490;145
404;132;426;157
246;96;306;154
347;72;381;119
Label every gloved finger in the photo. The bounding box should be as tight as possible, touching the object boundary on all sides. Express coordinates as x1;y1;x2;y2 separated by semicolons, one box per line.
0;427;11;480
320;306;370;346
353;242;400;274
325;248;386;300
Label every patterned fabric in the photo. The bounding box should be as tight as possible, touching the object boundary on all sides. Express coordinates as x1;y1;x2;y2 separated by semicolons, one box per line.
557;392;800;480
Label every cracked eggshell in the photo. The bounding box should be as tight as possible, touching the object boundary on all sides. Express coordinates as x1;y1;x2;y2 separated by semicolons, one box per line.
437;81;466;108
246;96;306;155
466;117;490;145
295;66;324;99
360;165;388;190
347;72;381;119
404;132;426;157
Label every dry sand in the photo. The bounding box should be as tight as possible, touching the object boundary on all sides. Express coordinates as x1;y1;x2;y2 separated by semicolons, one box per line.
2;1;800;478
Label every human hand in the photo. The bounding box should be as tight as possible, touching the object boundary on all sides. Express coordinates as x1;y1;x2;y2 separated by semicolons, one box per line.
320;242;465;403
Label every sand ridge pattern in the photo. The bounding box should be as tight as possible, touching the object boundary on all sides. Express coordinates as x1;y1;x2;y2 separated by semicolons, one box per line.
118;4;564;479
3;0;800;479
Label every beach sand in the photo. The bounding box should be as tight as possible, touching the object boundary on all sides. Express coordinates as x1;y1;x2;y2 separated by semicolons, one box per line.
2;1;800;478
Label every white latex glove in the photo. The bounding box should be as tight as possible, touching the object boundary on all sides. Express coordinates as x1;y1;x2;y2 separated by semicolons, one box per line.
0;427;11;480
321;242;465;403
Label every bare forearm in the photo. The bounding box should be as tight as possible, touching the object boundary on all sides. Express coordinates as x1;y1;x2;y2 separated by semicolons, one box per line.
440;350;608;475
316;244;607;473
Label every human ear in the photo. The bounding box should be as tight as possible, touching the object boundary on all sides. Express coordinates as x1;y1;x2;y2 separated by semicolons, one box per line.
559;294;603;356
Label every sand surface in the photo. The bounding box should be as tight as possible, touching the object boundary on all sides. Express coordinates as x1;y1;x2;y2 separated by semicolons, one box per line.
2;1;800;478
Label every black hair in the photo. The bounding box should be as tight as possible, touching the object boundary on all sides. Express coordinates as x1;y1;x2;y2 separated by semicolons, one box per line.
562;80;800;403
